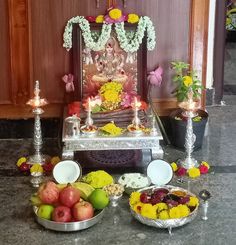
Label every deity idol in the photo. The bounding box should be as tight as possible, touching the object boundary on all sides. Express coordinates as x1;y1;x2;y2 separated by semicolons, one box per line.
92;37;128;83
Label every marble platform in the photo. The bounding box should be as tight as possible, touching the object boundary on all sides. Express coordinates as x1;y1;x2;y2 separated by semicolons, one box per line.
0;95;236;245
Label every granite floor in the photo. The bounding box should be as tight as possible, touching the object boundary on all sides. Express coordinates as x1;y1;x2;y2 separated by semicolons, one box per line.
0;96;236;245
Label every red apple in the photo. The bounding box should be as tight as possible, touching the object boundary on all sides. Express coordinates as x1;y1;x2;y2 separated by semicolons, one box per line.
38;181;59;204
52;206;72;222
59;184;80;208
72;200;94;221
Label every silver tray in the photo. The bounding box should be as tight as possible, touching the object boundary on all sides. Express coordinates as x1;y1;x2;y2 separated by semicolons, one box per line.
130;185;198;231
33;206;105;232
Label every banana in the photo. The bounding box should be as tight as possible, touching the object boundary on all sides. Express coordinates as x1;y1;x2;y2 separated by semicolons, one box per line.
30;193;42;206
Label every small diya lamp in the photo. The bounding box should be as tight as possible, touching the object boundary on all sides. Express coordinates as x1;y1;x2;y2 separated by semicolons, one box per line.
177;90;200;169
127;97;144;134
81;97;97;135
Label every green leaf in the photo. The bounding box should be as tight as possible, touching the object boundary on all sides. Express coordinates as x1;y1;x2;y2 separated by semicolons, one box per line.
92;105;102;113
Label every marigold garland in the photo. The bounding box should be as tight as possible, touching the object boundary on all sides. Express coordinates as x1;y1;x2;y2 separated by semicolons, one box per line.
171;161;210;178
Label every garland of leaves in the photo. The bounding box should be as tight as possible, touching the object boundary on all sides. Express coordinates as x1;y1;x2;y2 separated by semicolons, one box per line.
63;16;156;52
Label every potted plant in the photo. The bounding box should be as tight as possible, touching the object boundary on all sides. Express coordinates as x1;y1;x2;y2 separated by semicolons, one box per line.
169;61;208;150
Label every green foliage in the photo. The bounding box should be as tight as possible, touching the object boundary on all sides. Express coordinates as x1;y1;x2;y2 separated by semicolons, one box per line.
171;61;204;102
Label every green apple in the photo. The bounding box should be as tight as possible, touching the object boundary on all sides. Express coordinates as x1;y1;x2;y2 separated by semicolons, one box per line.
37;204;54;220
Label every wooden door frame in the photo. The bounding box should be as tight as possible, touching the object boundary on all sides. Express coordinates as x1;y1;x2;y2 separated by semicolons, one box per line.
213;0;227;103
189;0;210;109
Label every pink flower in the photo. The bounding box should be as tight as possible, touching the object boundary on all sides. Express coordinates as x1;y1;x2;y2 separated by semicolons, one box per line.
121;92;137;108
147;66;163;87
176;167;187;176
199;165;209;174
62;74;74;92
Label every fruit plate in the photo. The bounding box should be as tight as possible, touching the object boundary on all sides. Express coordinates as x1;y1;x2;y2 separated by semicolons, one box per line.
33;206;105;232
130;185;198;232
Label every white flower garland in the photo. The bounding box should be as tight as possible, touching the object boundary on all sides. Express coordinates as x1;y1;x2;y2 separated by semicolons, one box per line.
115;16;156;52
63;16;156;52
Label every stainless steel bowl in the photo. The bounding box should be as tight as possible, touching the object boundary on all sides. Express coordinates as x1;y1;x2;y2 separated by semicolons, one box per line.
33;206;105;232
130;185;198;229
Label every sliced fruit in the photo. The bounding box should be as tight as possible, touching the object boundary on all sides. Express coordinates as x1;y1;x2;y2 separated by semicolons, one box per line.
72;182;95;200
30;193;42;206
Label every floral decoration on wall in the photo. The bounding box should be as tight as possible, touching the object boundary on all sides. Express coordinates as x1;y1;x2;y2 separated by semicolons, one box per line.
63;6;156;53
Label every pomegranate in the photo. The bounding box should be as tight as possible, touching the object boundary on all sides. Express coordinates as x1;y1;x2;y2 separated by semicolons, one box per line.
59;184;80;208
38;181;59;204
52;206;72;222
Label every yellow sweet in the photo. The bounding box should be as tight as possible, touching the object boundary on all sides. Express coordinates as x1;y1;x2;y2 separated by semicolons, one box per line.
82;170;113;188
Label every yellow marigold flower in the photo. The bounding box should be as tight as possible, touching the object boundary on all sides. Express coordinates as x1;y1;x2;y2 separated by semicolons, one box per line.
154;202;168;213
132;202;143;214
16;157;27;167
128;13;139;24
187;196;199;207
100;81;123;94
51;156;60;165
183;76;193;87
30;163;43;174
141;204;157;219
109;8;122;20
159;210;169;220
201;161;210;169
95;15;104;23
169;206;181;219
188;167;200;178
129;192;141;206
171;162;178;172
103;90;120;102
177;204;190;217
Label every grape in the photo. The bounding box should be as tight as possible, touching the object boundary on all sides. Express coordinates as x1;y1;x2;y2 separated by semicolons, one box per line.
179;196;190;204
140;192;150;203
